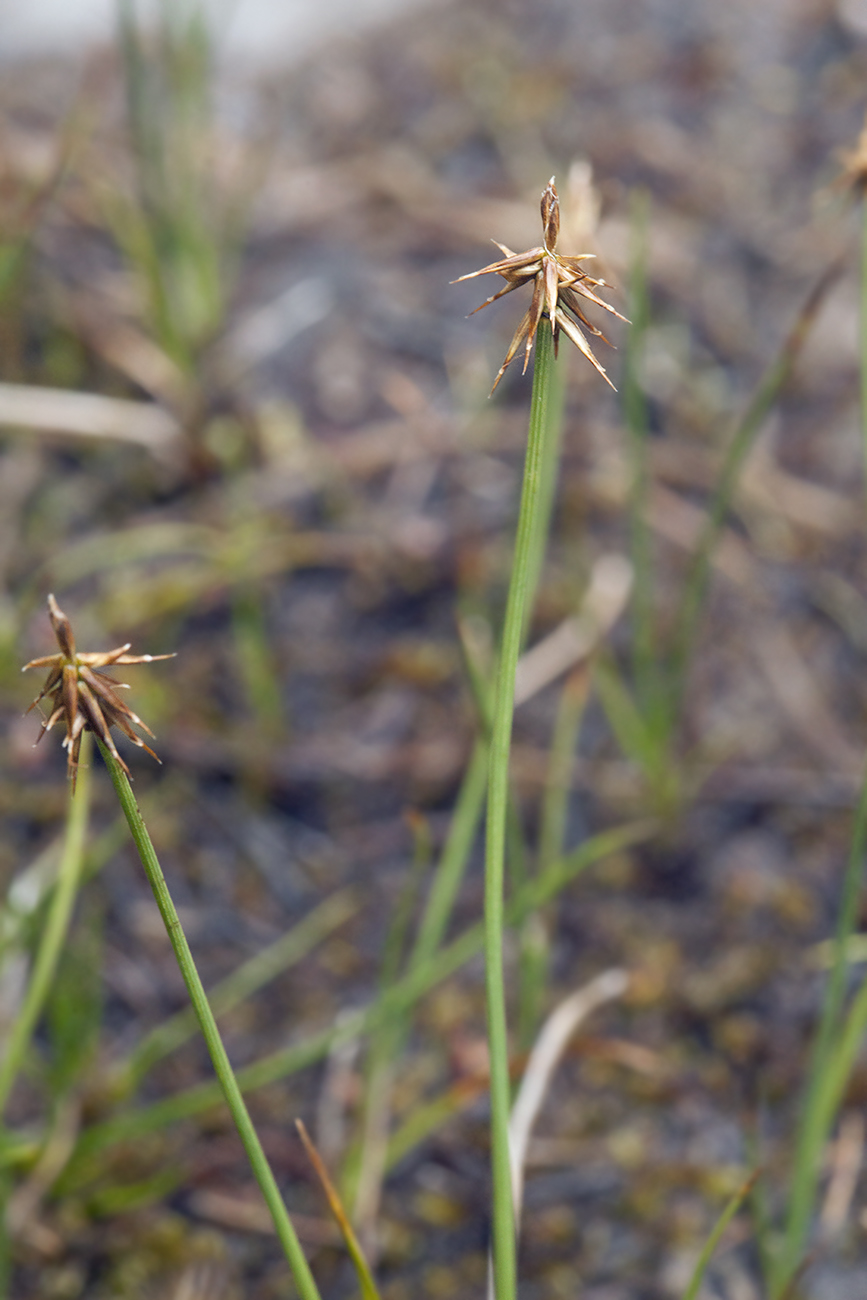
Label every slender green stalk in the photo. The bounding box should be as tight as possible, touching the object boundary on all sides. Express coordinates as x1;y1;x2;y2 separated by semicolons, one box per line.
516;337;567;1048
95;738;322;1300
747;1147;775;1294
775;757;867;1295
485;325;556;1300
458;623;531;896
683;1170;758;1300
0;732;93;1119
861;202;867;502
523;336;566;636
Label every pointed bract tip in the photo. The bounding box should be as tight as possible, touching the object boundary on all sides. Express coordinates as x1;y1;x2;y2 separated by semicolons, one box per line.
456;172;622;390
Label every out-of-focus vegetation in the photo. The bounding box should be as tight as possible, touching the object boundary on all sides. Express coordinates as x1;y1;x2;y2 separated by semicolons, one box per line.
2;0;867;1296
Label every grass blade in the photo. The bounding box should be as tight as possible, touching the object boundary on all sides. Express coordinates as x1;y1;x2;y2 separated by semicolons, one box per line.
0;732;93;1119
775;758;867;1293
683;1169;759;1300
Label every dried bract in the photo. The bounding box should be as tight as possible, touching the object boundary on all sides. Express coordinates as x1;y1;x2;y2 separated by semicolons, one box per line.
22;594;175;787
454;177;627;393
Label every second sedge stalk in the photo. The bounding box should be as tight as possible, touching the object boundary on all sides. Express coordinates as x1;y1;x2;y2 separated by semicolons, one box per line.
95;737;322;1300
484;324;555;1300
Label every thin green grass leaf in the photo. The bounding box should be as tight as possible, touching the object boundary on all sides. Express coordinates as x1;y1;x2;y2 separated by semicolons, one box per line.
594;656;661;777
0;732;93;1119
775;758;867;1294
682;1169;759;1300
484;326;557;1300
86;1165;182;1218
522;328;566;640
860;200;867;502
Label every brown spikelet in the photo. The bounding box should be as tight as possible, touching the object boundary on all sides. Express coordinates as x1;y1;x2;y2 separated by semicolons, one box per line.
22;594;175;787
453;177;628;393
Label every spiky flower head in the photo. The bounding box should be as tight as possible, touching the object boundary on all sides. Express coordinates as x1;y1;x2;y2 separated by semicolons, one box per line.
454;177;627;392
22;594;174;787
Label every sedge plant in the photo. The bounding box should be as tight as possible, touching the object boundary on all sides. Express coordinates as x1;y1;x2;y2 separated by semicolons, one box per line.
17;594;322;1300
454;178;627;1300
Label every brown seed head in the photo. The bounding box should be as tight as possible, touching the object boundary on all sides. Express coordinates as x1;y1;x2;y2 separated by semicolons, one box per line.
453;177;628;393
22;594;175;787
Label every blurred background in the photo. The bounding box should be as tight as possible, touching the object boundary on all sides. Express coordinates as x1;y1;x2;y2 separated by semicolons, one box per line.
0;0;435;67
2;0;867;1296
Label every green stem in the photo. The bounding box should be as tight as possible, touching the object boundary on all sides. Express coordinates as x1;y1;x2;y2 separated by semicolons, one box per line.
516;335;567;1049
0;732;93;1119
776;755;867;1294
485;325;555;1300
684;1170;758;1300
523;337;566;636
861;201;867;504
95;738;321;1300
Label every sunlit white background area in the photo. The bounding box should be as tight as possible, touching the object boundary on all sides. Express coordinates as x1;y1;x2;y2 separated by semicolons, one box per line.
0;0;432;67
